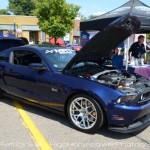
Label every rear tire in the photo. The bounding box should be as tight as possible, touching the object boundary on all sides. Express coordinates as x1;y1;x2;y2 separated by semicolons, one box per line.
67;94;104;133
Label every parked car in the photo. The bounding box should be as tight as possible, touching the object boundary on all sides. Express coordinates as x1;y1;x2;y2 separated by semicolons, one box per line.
64;41;70;45
39;41;53;46
0;33;25;51
49;37;66;47
66;43;82;52
0;16;149;133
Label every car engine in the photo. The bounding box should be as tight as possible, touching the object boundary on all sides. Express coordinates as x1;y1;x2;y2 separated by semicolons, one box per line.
91;69;150;95
92;70;134;86
68;64;150;95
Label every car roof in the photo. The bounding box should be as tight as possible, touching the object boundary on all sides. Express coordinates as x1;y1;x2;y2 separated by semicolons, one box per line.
0;33;21;41
0;34;26;51
0;36;22;40
12;44;68;51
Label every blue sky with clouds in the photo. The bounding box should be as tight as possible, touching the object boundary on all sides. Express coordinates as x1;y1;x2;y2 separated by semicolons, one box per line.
1;0;150;16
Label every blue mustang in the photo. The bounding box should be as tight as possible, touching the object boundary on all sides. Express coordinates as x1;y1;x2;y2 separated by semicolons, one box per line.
0;16;150;133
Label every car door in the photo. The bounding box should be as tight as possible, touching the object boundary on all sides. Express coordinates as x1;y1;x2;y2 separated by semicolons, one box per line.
33;71;66;110
3;48;42;100
4;63;37;99
4;48;65;109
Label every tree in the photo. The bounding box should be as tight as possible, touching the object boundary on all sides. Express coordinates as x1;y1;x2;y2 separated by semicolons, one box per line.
0;9;11;15
8;0;36;16
77;12;87;21
88;15;97;19
35;0;80;44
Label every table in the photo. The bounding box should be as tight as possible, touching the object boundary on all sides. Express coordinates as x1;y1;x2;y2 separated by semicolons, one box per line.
128;65;150;80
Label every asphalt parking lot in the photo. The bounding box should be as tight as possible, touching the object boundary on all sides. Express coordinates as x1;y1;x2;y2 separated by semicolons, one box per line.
0;98;150;150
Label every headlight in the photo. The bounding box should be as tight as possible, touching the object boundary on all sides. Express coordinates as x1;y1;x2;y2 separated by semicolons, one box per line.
116;95;136;104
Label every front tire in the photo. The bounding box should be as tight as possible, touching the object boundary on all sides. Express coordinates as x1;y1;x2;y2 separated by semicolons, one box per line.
67;94;104;133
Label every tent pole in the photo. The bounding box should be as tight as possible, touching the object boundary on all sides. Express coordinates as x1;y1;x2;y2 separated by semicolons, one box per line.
125;37;129;70
125;45;128;70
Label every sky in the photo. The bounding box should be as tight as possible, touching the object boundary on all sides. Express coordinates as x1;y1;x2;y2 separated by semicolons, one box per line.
0;0;150;16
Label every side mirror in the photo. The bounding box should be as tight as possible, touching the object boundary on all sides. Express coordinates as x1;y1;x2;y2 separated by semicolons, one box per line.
28;63;45;70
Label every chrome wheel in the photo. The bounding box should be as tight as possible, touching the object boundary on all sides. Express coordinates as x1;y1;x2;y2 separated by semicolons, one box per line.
69;97;97;130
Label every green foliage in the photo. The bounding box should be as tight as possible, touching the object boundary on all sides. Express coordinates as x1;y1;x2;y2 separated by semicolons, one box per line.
8;0;36;15
88;15;97;19
77;12;87;21
0;9;10;15
35;0;80;43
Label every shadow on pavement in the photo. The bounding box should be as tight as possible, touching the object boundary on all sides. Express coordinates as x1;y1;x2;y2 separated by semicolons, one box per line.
0;98;144;140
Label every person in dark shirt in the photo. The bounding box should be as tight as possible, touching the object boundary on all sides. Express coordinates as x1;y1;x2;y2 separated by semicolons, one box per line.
129;35;146;66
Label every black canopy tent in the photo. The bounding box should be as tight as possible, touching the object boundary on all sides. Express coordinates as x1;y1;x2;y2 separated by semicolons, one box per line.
80;0;150;33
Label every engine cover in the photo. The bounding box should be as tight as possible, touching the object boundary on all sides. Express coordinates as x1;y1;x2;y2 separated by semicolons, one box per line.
92;70;135;87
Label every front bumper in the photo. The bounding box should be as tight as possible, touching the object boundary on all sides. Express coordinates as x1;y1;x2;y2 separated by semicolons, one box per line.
109;113;150;133
108;97;150;133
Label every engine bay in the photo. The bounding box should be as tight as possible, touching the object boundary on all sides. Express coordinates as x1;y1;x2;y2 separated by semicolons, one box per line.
92;69;150;94
67;63;150;95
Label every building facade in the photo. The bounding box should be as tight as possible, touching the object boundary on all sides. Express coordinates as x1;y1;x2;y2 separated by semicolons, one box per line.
0;15;80;44
72;18;80;44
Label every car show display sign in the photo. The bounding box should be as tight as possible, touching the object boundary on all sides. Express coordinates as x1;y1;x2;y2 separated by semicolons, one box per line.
80;31;90;46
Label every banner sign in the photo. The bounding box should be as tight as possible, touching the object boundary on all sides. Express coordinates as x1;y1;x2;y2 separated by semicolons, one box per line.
80;31;90;46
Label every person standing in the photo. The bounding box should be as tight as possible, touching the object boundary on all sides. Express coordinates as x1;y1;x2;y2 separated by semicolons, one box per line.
129;35;146;66
29;39;34;45
73;38;76;44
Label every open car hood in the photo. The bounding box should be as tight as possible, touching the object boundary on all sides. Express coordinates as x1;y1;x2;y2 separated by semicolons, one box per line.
63;16;141;71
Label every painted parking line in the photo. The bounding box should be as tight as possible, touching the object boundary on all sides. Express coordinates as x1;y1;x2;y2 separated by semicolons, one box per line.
14;100;53;150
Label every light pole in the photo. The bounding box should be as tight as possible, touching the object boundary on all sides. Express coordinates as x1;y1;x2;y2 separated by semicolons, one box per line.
13;19;16;36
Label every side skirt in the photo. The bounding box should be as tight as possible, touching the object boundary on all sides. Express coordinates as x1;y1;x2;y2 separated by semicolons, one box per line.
3;93;65;117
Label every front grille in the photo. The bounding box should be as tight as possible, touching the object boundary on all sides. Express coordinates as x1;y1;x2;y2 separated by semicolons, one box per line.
143;91;150;100
138;91;150;103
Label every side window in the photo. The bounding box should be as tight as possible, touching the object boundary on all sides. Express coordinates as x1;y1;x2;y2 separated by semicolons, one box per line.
0;50;6;61
10;50;42;66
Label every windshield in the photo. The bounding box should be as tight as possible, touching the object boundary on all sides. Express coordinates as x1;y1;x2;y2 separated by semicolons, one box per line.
0;39;24;51
43;49;75;71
